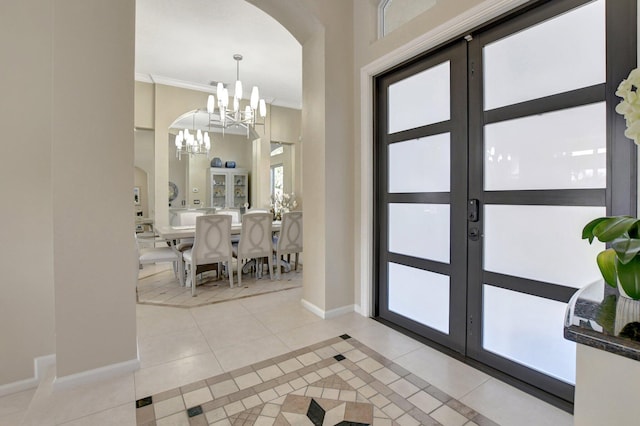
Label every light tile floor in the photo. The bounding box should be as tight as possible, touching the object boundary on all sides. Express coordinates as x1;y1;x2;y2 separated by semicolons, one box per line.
1;275;573;426
137;263;302;308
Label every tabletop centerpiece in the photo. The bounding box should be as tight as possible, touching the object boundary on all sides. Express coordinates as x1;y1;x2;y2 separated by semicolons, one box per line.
270;192;298;221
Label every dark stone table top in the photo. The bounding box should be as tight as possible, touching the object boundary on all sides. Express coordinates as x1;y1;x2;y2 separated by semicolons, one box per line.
564;280;640;361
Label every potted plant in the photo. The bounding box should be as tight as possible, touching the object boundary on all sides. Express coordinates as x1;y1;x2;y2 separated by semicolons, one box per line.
582;67;640;300
583;216;640;299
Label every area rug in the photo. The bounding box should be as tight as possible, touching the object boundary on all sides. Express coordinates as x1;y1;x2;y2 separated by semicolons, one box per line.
136;266;303;309
135;335;499;426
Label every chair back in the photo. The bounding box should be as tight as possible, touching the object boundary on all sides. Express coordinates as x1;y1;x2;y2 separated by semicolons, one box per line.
217;208;241;224
192;214;233;266
277;211;303;254
176;210;205;226
238;211;273;259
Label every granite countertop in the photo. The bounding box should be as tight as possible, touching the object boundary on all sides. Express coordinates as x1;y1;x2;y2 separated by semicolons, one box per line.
565;280;640;361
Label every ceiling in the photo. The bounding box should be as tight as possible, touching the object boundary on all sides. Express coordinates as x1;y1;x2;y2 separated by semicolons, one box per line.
135;0;302;110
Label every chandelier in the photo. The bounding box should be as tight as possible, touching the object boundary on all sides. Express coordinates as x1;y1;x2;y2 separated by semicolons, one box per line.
173;54;267;160
207;54;267;137
174;112;211;160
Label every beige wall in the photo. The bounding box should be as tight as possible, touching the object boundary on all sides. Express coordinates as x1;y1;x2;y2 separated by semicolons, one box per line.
0;0;55;386
318;1;356;312
1;0;138;389
52;0;137;377
135;81;155;130
250;0;356;313
135;129;155;217
270;106;302;144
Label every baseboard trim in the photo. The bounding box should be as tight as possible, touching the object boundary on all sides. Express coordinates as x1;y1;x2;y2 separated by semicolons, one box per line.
301;299;355;319
53;357;140;391
0;354;56;397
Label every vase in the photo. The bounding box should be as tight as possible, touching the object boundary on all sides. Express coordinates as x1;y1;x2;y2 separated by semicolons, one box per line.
614;295;640;336
617;278;640;300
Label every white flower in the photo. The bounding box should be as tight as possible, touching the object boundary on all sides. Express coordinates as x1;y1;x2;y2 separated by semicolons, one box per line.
270;192;298;218
616;67;640;146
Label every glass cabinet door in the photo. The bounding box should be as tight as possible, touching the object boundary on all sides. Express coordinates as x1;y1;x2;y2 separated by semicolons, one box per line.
211;173;227;208
231;173;248;208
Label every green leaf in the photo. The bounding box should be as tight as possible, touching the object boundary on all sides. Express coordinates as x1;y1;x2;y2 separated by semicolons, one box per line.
582;217;609;243
611;237;640;264
616;257;640;299
592;216;638;242
597;249;618;288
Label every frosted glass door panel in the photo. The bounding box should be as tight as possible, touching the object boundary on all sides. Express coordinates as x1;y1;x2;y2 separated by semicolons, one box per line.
484;205;605;287
485;103;606;190
388;61;450;133
484;0;604;110
389;133;450;193
389;263;450;334
483;285;576;384
389;203;450;263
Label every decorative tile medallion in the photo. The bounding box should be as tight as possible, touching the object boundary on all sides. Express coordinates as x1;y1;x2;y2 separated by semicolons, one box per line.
135;336;499;425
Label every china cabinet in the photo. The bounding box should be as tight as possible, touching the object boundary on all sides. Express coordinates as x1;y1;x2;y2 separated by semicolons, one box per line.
207;168;249;209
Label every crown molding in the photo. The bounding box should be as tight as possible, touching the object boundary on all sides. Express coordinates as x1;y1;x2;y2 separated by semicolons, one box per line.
134;73;154;84
147;74;217;94
134;73;301;110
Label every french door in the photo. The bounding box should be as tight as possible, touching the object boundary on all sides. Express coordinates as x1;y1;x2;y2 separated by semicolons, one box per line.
374;0;636;405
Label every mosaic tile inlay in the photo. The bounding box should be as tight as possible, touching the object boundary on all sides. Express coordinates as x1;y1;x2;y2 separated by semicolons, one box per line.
135;335;499;425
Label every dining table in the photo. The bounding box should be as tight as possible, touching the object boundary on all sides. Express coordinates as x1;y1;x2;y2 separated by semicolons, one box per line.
155;220;281;241
155;220;284;283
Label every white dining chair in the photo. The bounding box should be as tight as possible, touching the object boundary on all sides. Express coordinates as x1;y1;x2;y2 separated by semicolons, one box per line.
273;211;303;279
217;208;241;243
183;214;234;296
234;211;273;286
172;210;206;259
135;233;184;286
